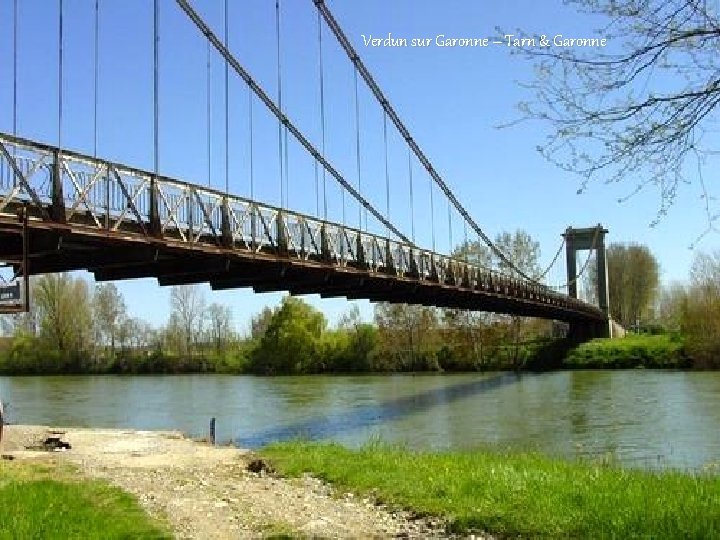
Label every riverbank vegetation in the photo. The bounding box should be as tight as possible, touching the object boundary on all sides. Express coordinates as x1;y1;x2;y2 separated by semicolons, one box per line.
0;460;169;538
264;441;720;538
563;334;689;369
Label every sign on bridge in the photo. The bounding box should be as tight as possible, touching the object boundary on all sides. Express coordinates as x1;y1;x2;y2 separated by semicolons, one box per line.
0;280;21;304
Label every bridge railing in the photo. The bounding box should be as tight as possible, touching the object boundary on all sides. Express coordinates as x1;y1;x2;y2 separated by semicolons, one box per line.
0;132;604;318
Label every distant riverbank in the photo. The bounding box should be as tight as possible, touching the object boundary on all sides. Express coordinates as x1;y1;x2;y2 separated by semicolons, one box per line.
1;332;708;376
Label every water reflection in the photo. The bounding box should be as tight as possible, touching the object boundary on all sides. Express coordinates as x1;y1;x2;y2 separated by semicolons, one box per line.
237;373;519;447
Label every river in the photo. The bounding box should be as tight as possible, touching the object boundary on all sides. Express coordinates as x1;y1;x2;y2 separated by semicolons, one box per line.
1;371;719;471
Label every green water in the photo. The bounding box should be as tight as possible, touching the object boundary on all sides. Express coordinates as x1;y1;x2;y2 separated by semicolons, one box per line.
1;371;719;470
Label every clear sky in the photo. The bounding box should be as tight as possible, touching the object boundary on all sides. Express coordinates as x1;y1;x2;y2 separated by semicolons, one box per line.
1;0;718;333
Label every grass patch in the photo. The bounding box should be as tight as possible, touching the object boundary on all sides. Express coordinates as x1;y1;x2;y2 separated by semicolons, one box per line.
263;441;720;538
0;459;169;539
564;334;689;369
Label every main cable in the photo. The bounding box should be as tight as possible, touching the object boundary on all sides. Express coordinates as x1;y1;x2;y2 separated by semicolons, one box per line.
312;0;540;283
174;0;412;244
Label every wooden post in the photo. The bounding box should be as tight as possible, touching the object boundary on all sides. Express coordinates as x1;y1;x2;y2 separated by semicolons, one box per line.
209;417;216;446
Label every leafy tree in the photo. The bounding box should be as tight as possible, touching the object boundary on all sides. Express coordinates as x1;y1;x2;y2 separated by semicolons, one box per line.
374;303;440;371
32;273;94;369
250;296;326;374
516;0;720;235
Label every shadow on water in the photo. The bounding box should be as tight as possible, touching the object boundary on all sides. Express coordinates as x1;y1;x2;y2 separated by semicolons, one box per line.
237;372;524;448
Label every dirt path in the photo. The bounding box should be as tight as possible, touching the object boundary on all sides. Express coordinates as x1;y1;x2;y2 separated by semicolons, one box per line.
1;425;454;539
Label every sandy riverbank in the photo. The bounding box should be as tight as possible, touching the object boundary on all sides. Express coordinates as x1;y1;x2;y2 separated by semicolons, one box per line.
1;425;450;539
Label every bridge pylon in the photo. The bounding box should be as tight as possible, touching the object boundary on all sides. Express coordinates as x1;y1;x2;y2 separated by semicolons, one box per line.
563;224;611;339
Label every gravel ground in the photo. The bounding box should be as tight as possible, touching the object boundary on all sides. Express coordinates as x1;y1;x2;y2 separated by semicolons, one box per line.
1;425;477;539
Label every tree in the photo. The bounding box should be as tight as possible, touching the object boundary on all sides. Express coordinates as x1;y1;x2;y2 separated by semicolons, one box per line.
443;240;495;369
93;283;126;355
250;306;274;340
207;303;234;350
606;243;660;328
374;303;440;371
34;273;93;360
493;230;541;278
250;296;326;374
493;230;543;366
515;0;720;236
682;250;720;367
169;285;207;354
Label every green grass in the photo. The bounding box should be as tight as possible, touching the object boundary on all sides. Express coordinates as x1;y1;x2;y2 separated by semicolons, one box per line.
264;441;720;538
0;460;170;539
564;334;689;369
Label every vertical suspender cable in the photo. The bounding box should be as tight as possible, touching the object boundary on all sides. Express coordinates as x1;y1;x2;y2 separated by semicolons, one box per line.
354;66;363;231
275;0;284;207
408;148;415;243
207;39;211;187
383;110;390;235
13;0;18;138
93;0;99;158
318;10;327;220
447;200;453;252
249;87;254;199
463;220;468;262
153;0;159;174
429;175;435;252
58;0;63;151
224;0;229;194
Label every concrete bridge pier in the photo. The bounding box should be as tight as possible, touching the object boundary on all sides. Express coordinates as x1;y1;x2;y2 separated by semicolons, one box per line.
563;224;611;340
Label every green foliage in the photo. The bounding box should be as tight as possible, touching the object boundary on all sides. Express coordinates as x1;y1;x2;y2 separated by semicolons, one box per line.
0;462;169;539
249;297;327;375
264;441;720;538
564;334;689;369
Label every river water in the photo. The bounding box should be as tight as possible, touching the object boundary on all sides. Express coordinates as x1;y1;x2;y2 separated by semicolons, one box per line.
1;371;719;471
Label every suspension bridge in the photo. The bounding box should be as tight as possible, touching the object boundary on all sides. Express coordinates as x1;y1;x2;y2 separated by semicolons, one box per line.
0;0;610;338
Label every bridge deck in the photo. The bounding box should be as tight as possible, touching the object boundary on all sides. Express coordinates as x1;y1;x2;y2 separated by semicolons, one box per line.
0;133;604;322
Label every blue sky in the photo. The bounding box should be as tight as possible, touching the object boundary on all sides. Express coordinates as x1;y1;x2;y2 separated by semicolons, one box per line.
1;0;718;332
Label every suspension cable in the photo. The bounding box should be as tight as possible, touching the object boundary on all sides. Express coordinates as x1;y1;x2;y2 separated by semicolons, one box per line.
429;174;435;251
318;8;327;220
408;148;415;243
275;0;284;207
312;0;538;282
207;39;211;187
447;200;452;253
224;0;229;194
248;87;254;199
153;0;159;173
383;110;390;236
13;0;18;138
174;0;412;243
94;0;99;158
534;238;565;281
58;0;63;151
354;66;363;231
